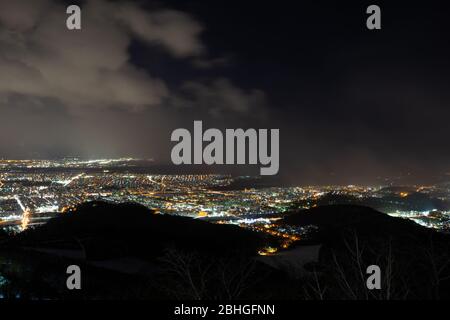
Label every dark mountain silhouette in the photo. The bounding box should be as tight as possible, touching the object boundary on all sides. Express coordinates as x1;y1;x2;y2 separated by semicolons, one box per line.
10;201;269;260
0;201;283;300
282;205;450;299
283;204;422;231
295;192;450;212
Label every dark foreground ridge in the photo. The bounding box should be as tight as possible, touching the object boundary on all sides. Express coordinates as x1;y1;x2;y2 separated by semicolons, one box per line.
0;203;449;299
283;205;450;299
11;201;266;259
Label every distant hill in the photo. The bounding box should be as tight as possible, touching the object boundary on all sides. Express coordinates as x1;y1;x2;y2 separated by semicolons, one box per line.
10;201;269;260
282;204;449;251
296;192;450;212
282;205;450;299
283;204;423;232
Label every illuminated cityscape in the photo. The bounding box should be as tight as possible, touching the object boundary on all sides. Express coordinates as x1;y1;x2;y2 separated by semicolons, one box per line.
1;159;448;254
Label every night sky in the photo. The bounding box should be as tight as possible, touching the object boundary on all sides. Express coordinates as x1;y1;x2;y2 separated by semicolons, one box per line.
0;0;449;184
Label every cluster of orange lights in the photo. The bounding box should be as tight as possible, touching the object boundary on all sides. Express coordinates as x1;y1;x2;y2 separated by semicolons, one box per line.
258;246;278;256
250;223;302;254
20;209;31;231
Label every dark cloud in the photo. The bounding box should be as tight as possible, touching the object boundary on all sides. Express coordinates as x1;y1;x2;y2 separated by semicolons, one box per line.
0;0;206;113
170;78;268;119
0;0;269;159
0;0;449;184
